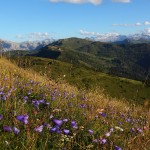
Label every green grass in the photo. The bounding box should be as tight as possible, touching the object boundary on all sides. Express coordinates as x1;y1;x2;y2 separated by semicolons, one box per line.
10;56;150;105
0;57;150;150
4;38;150;83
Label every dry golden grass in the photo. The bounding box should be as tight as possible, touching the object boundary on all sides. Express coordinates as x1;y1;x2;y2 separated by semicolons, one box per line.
1;57;150;116
0;57;150;150
0;58;78;94
1;57;149;114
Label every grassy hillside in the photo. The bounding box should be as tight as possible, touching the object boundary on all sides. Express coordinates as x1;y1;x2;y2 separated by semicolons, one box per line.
4;50;38;57
30;38;150;82
10;56;150;105
0;57;150;150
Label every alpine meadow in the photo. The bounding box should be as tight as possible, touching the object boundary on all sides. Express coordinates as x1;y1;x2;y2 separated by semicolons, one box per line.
0;0;150;150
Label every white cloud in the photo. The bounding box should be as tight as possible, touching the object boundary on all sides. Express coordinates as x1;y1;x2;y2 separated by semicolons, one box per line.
80;29;119;37
112;0;131;3
80;28;150;42
27;32;50;40
144;21;150;25
135;22;142;26
142;28;150;36
49;0;102;5
113;24;128;27
49;0;133;4
146;28;150;33
15;32;52;41
80;29;96;36
16;34;24;39
112;22;150;27
79;29;125;42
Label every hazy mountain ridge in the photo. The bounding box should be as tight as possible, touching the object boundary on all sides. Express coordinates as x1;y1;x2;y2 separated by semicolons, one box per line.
91;31;150;42
0;39;55;51
1;31;150;51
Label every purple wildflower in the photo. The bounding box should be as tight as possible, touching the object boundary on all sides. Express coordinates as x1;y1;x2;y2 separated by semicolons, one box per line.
50;114;54;119
118;122;122;125
82;97;86;101
71;121;77;127
126;118;131;122
101;138;107;144
28;90;31;95
88;130;94;134
71;121;78;129
63;119;68;122
16;115;29;124
115;146;122;150
80;104;86;108
93;139;98;143
32;100;40;108
99;112;106;118
43;122;48;126
110;128;114;132
50;126;60;133
63;129;70;135
137;128;143;133
13;127;20;135
39;99;45;103
2;95;7;101
50;127;57;132
34;125;43;133
0;114;3;120
105;132;111;137
51;96;55;101
131;127;135;132
53;119;63;126
0;91;4;95
3;126;12;132
23;96;28;103
46;102;50;105
32;99;49;108
46;124;51;129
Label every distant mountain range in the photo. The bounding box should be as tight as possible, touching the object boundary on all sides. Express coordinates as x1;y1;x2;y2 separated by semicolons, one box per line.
90;31;150;42
1;33;150;51
0;39;55;51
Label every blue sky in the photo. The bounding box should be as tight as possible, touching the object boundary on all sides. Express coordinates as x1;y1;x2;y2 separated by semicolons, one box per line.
0;0;150;42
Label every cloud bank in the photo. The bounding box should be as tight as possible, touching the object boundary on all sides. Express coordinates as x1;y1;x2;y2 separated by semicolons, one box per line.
113;21;150;27
112;0;131;3
142;28;150;36
16;32;52;41
80;29;120;36
80;29;96;36
80;29;125;42
49;0;131;5
144;21;150;25
49;0;102;5
27;32;50;40
79;28;150;42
